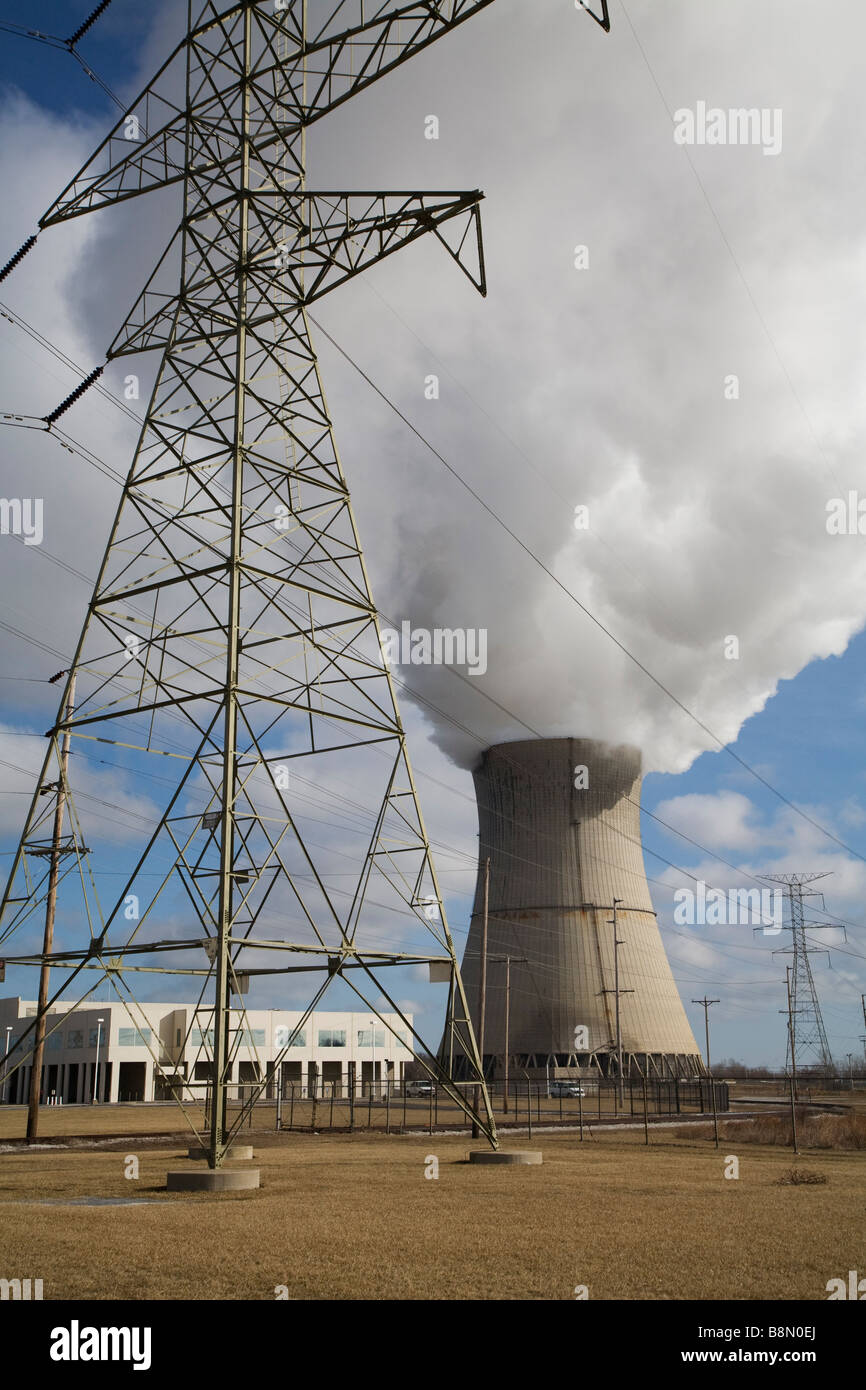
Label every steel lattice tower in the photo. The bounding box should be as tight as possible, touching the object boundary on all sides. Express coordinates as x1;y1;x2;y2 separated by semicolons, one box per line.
0;0;610;1163
764;873;835;1074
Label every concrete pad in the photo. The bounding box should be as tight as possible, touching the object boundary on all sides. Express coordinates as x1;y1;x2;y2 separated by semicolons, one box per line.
186;1144;254;1161
469;1150;542;1166
166;1167;260;1192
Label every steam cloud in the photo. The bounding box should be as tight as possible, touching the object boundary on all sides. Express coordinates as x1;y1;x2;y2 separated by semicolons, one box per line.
1;0;865;784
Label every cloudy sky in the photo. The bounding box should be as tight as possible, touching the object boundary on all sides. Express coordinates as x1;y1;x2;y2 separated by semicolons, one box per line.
1;0;865;1067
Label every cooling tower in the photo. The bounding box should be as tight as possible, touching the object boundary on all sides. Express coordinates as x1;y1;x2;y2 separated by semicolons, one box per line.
453;739;703;1079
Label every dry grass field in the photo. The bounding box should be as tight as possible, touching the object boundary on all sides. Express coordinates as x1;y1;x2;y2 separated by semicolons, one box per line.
0;1104;207;1141
682;1109;866;1149
0;1120;862;1301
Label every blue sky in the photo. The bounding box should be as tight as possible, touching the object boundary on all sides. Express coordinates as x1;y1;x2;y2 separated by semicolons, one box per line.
0;1;149;115
1;0;865;1072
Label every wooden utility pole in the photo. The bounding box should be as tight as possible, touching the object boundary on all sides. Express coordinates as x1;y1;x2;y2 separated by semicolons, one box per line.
477;857;490;1067
600;899;631;1110
465;948;527;1119
692;996;719;1148
783;968;799;1153
503;953;511;1114
472;857;490;1139
500;954;528;1115
642;1073;649;1145
27;674;75;1143
612;899;623;1106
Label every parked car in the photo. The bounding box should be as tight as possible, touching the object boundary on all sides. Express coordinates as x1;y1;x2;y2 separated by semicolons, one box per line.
404;1079;435;1097
548;1081;586;1098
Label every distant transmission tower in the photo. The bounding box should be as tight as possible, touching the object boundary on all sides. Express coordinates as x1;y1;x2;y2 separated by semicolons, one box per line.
0;1;616;1165
763;873;836;1075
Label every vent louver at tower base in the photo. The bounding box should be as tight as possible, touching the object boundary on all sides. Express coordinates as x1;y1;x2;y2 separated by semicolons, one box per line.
449;739;704;1081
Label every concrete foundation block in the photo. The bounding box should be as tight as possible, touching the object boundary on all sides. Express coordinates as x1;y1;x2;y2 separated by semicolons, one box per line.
469;1150;542;1166
166;1167;260;1192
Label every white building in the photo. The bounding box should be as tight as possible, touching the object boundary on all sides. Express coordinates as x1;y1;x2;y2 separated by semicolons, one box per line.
0;998;414;1105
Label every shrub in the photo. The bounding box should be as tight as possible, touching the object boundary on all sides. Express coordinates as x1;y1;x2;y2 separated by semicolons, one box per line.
775;1167;828;1185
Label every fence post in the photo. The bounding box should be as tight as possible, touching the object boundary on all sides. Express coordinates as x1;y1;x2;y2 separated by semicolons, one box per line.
527;1082;532;1139
578;1084;583;1141
329;1081;335;1129
642;1075;649;1145
311;1081;318;1132
434;1083;439;1129
789;1073;799;1155
289;1082;295;1131
428;1085;433;1136
368;1079;373;1130
402;1080;406;1131
349;1070;355;1133
276;1080;282;1132
386;1077;391;1135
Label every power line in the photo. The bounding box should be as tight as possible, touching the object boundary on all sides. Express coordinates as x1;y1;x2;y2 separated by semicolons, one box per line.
4;267;865;874
1;447;862;982
0;441;861;970
0;2;125;112
2;9;862;877
308;311;866;868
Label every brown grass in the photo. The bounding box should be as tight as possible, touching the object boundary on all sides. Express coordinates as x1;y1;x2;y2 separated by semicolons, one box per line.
0;1104;207;1142
679;1109;866;1150
0;1126;863;1300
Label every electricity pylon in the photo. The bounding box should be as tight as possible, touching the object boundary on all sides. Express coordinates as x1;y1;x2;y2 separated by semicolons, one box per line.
763;873;836;1075
0;0;609;1163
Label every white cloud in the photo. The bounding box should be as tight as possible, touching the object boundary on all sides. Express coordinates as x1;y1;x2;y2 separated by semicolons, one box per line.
654;790;763;852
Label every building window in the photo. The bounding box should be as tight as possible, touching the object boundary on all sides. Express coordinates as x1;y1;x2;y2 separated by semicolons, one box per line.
45;1032;63;1052
357;1029;386;1048
118;1028;151;1046
274;1026;305;1048
236;1028;266;1046
318;1029;346;1048
191;1029;214;1047
176;1029;181;1046
67;1029;84;1049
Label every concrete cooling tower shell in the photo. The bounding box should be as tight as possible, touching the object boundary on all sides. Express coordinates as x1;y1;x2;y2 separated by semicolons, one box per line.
454;738;703;1079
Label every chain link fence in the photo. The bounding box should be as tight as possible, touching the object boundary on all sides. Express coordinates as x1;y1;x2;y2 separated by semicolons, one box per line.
268;1075;729;1135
